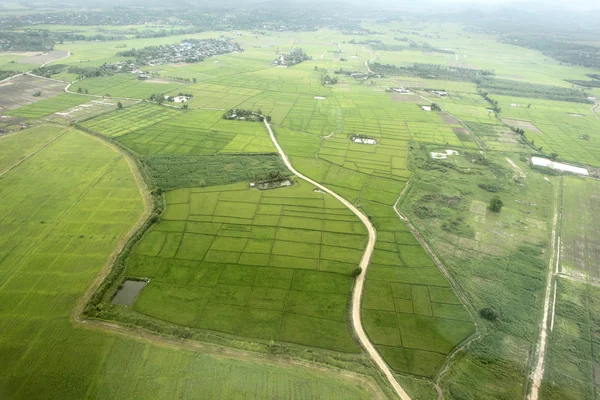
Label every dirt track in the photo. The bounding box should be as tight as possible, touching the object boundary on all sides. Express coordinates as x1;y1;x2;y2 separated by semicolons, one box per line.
527;180;560;400
263;120;411;400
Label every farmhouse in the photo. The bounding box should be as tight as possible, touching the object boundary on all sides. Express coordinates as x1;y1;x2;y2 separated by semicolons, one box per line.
431;90;448;97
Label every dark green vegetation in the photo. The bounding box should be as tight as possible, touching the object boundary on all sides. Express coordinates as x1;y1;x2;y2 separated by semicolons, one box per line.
566;75;600;88
488;196;503;212
275;48;310;66
477;77;592;104
141;154;289;190
370;62;494;82
504;35;600;69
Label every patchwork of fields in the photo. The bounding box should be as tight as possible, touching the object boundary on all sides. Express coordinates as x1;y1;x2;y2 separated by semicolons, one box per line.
82;103;276;154
2;15;600;400
0;128;376;400
123;182;367;353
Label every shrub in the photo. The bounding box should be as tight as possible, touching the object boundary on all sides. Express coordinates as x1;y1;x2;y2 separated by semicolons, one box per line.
489;196;503;212
478;183;502;193
480;307;499;321
351;268;362;277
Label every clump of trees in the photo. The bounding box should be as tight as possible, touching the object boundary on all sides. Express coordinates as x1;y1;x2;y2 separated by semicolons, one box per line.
431;102;442;111
478;91;501;113
321;74;338;85
477;77;592;104
502;35;600;70
370;62;494;82
222;108;270;122
480;307;499;321
275;48;310;66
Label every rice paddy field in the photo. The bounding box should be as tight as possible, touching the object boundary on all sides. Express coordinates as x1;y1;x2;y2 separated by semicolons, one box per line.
0;124;65;174
3;15;600;400
559;177;600;283
5;93;93;119
76;74;186;98
399;148;555;398
541;279;600;400
0;127;377;400
112;181;367;353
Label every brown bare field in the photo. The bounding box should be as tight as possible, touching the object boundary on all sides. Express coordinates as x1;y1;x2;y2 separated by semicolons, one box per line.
440;112;460;124
390;93;418;102
0;74;65;110
18;50;69;64
500;117;543;133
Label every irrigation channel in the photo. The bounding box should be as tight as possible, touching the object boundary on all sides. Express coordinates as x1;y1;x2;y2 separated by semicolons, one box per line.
263;120;411;400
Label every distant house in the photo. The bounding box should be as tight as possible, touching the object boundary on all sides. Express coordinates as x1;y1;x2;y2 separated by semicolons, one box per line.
392;87;411;93
431;90;448;97
137;74;149;80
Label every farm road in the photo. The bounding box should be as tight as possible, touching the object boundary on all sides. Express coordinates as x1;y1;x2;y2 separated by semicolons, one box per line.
528;180;560;400
263;120;411;400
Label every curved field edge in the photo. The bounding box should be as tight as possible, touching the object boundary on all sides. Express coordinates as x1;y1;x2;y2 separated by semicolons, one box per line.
273;130;477;388
0;127;377;400
75;126;392;400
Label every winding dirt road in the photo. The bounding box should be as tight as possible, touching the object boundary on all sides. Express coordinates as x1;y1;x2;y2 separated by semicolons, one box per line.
263;120;411;400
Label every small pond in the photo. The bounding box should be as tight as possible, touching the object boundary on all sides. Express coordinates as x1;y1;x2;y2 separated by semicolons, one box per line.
111;279;149;306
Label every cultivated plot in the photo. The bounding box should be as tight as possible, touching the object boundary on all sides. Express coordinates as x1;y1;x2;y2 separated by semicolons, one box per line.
559;177;600;282
118;182;368;353
0;128;373;400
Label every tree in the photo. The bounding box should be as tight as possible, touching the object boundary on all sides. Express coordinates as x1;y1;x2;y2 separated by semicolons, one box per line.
183;104;188;110
480;307;498;321
431;102;441;111
84;89;88;94
117;101;123;109
266;115;272;122
192;77;197;84
489;196;503;213
77;87;82;93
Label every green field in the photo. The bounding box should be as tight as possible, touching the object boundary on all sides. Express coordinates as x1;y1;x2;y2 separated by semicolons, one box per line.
101;181;367;353
6;93;92;119
0;124;65;173
541;279;600;400
0;127;376;400
2;12;600;399
76;74;187;98
559;177;600;282
399;146;555;397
